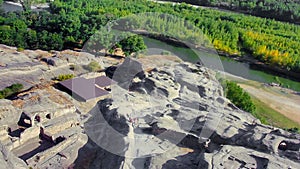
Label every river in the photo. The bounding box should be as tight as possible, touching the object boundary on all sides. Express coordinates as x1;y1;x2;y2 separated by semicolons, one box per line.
2;1;299;91
1;1;49;12
143;37;300;91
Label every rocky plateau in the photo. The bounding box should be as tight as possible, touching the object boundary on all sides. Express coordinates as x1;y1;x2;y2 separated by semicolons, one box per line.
0;45;299;169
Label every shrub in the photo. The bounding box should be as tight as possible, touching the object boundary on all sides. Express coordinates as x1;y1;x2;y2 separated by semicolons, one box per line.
57;74;74;81
274;76;282;85
86;61;102;72
287;127;299;133
0;83;24;99
17;47;24;52
118;35;147;56
10;83;23;92
223;80;256;113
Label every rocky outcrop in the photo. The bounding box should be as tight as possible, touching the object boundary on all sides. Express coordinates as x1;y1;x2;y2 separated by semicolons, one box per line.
0;44;124;169
0;44;299;168
0;83;87;168
80;59;300;169
0;44;119;91
0;144;27;169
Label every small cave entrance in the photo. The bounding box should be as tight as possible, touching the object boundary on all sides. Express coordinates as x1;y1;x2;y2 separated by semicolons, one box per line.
17;112;32;128
34;115;41;123
278;141;288;151
278;140;300;151
46;114;51;119
55;136;66;145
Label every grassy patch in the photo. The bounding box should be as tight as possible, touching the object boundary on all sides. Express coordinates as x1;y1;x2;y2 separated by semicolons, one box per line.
56;74;74;81
0;83;24;99
251;96;300;131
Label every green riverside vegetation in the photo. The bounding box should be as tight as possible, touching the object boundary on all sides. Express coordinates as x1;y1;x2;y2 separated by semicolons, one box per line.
251;96;300;133
0;0;299;72
161;0;300;24
223;80;256;113
223;80;299;133
117;35;147;56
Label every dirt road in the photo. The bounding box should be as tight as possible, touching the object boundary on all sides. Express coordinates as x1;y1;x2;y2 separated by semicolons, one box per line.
239;83;300;124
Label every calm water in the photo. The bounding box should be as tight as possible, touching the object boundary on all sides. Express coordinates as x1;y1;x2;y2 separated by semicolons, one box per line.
143;37;300;91
1;2;48;12
1;2;23;12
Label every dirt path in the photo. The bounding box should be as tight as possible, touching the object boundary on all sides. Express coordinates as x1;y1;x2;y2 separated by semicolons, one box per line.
238;83;300;124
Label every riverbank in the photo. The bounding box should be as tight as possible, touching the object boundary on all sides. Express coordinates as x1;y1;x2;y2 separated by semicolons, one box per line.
138;32;300;83
225;72;300;129
227;54;300;83
1;1;49;12
143;36;300;91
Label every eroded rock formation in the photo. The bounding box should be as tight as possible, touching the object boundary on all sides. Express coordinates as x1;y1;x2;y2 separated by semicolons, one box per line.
0;45;299;169
0;83;87;168
80;60;300;169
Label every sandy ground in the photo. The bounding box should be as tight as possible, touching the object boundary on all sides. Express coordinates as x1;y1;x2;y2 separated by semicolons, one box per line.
238;83;300;124
222;72;300;124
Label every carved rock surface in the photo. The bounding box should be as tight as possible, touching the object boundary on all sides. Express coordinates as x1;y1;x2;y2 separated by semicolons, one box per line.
79;60;300;169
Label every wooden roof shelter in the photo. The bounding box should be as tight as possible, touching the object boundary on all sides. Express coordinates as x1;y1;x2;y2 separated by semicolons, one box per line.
59;76;115;102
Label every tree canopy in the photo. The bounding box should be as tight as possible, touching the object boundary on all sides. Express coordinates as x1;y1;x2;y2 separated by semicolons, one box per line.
223;81;256;113
117;35;147;56
0;0;299;72
161;0;300;24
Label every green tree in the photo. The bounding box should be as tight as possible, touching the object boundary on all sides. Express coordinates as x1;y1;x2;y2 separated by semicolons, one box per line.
20;0;32;12
48;33;64;50
224;81;256;113
118;35;147;56
0;25;14;46
26;30;38;49
86;26;115;54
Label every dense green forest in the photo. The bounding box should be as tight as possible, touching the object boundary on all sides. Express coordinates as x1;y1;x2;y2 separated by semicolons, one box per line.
0;0;300;72
161;0;300;24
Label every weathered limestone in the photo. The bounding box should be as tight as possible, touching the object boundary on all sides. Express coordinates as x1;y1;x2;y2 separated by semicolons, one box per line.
0;144;27;169
26;134;79;167
0;46;299;168
205;145;300;169
16;126;40;149
79;60;300;169
0;84;87;168
42;113;79;136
